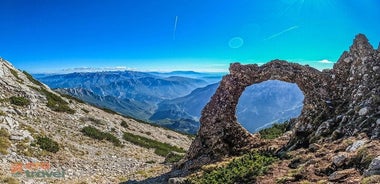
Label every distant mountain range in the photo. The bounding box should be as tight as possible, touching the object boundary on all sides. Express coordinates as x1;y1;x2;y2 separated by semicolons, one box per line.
151;80;304;133
36;71;211;120
236;80;304;132
0;58;194;183
35;71;304;134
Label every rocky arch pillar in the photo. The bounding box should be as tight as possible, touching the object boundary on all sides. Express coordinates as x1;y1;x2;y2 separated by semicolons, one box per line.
178;60;333;172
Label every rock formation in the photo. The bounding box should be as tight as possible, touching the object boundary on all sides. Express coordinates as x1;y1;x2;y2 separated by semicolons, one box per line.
0;58;192;183
178;34;380;172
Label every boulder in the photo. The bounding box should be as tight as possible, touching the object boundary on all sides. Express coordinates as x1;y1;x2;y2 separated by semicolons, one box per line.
364;156;380;177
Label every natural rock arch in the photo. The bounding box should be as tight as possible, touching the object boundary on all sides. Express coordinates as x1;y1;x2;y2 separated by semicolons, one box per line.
178;60;334;171
177;34;380;172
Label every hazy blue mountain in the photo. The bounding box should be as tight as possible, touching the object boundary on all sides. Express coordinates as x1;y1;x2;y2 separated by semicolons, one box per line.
148;71;225;84
36;71;209;100
55;88;153;119
149;83;219;134
36;71;304;134
151;80;304;133
36;71;155;89
151;83;219;121
236;80;304;132
35;71;210;121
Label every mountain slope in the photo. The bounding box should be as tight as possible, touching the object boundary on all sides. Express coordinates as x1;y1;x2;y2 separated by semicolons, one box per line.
36;72;210;121
36;72;209;100
153;83;220;119
149;83;219;134
55;88;153;119
0;58;192;183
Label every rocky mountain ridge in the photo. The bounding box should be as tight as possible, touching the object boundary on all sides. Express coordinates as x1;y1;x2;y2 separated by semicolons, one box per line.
36;71;209;121
171;34;380;183
0;58;193;183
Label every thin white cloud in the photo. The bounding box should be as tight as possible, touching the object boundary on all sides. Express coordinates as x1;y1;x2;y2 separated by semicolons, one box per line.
265;25;299;40
61;66;133;73
318;59;334;64
173;16;178;40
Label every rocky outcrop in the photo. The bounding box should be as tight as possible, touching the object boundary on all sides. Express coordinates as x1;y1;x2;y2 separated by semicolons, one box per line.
364;156;380;176
178;34;380;172
0;57;193;183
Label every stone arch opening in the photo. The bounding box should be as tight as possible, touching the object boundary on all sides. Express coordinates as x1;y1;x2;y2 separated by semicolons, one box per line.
236;80;304;133
179;61;333;172
176;34;379;174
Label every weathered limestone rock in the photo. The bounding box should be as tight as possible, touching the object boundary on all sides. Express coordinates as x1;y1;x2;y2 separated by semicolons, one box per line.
178;34;380;172
346;139;367;152
332;153;349;167
328;169;358;182
364;156;380;176
168;177;186;184
10;130;33;141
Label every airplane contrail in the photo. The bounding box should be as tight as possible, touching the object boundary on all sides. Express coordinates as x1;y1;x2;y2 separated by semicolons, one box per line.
173;16;178;40
265;25;299;40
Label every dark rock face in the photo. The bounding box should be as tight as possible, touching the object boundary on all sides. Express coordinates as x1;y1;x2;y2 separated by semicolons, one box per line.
178;34;380;172
364;156;380;176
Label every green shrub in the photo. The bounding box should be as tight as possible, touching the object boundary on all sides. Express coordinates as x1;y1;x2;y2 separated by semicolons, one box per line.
259;122;289;140
23;71;44;87
81;126;122;147
164;152;184;163
123;132;185;157
36;136;59;153
145;160;156;164
57;92;85;104
81;117;103;125
75;102;194;138
0;128;11;155
122;114;196;138
99;107;118;115
9;68;22;82
0;110;5;116
188;151;277;184
121;120;129;128
81;126;104;140
80;117;104;125
103;132;122;147
9;96;30;106
0;176;19;184
88;117;103;125
362;175;380;184
44;89;73;113
30;86;75;114
82;108;89;113
352;147;376;172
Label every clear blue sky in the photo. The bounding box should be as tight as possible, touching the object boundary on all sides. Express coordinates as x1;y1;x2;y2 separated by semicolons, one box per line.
0;0;379;73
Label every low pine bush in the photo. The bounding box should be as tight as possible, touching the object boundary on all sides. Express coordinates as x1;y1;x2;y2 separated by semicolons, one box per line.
259;122;290;140
121;120;129;128
36;136;59;153
9;96;30;106
30;86;75;114
81;126;122;147
0;129;11;155
188;151;277;183
123;132;185;157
